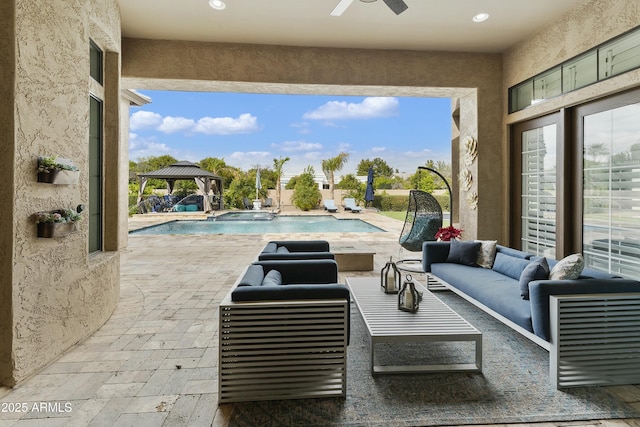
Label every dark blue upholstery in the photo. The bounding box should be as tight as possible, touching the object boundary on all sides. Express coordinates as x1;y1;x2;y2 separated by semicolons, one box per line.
431;263;533;332
230;258;351;342
258;240;334;261
423;241;640;343
529;278;640;341
492;253;531;280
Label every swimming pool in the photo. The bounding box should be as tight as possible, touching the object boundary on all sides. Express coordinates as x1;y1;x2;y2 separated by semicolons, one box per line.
130;215;386;235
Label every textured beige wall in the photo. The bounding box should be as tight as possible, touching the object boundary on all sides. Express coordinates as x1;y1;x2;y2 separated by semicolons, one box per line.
1;0;121;386
501;0;640;244
121;40;503;240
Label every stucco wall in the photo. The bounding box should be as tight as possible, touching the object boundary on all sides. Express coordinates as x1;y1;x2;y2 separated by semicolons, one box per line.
121;40;503;240
0;0;122;386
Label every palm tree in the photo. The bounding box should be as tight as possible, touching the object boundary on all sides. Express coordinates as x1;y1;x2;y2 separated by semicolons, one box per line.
272;156;290;209
322;152;349;202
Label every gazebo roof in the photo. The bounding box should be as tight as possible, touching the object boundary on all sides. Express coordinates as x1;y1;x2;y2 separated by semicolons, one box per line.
138;161;222;180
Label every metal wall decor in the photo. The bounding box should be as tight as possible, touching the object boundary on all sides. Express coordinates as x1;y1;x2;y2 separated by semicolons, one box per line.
381;256;401;294
398;274;420;313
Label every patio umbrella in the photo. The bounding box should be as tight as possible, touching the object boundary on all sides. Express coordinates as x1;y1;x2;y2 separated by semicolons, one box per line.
365;166;375;207
255;168;262;200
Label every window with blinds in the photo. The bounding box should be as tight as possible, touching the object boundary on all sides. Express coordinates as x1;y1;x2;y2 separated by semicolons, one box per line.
521;125;557;258
583;103;640;279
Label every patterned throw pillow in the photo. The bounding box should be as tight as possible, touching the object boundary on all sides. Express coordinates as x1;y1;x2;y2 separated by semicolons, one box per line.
549;253;584;280
475;240;497;269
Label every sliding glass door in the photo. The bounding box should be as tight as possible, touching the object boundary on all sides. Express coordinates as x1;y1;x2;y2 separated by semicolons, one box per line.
582;102;640;279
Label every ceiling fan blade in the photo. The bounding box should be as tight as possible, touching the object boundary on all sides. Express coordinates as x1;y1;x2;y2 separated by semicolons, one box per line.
331;0;354;16
382;0;408;15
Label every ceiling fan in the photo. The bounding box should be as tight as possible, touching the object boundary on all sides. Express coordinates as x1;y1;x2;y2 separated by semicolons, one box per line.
330;0;408;16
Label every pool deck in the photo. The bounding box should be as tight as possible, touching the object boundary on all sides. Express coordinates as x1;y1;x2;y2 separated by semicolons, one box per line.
2;208;639;426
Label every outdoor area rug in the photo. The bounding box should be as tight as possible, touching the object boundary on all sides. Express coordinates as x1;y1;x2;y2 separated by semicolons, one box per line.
226;290;640;426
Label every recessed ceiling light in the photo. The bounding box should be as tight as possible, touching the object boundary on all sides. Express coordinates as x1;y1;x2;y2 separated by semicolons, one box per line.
209;0;226;10
473;13;490;23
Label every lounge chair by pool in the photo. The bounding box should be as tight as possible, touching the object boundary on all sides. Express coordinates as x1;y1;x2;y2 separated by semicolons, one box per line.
343;198;362;213
324;199;338;213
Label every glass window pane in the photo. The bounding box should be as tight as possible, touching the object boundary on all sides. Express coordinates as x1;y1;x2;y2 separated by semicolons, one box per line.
533;68;562;101
510;80;533;113
599;30;640;79
583;102;640;279
521;125;557;258
89;96;103;253
562;51;598;92
90;40;103;85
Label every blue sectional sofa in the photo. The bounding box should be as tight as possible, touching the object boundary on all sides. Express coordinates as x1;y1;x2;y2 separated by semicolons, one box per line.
257;240;335;261
219;259;350;402
422;242;640;347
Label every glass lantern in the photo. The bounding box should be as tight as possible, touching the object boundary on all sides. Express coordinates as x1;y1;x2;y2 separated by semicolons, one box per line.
398;274;420;313
380;256;401;294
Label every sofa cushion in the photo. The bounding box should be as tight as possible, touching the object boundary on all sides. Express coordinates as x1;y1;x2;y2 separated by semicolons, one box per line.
446;240;481;266
549;253;584;280
476;240;497;269
262;242;278;253
519;257;549;300
492;253;531;280
431;263;533;332
262;269;282;286
276;246;290;253
237;265;264;287
496;245;531;259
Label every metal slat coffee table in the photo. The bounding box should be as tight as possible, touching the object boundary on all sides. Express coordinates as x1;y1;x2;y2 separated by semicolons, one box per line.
346;277;482;375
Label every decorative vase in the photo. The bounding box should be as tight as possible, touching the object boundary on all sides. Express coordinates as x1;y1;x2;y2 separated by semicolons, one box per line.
37;221;77;238
381;256;401;294
398;275;420;313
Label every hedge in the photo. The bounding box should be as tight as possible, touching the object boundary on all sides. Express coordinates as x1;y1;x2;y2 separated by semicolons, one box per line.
372;193;450;212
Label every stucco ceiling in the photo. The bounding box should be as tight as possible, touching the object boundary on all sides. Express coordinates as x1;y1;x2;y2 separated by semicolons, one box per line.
118;0;584;53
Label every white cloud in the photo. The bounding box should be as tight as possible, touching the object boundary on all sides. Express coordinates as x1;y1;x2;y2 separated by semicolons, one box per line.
130;111;259;135
158;116;196;134
303;97;399;121
128;135;173;161
272;140;323;152
130;111;163;131
372;146;386;153
194;113;258;135
228;151;272;169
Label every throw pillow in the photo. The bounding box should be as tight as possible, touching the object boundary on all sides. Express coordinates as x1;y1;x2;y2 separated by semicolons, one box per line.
549;253;584;280
475;240;498;269
276;246;290;253
445;239;481;266
261;269;282;286
519;257;549;300
492;253;532;280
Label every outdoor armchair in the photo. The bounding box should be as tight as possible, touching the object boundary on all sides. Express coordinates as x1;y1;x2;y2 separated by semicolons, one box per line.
257;240;335;261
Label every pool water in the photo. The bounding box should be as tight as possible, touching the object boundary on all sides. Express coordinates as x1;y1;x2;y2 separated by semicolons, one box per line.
130;215;386;235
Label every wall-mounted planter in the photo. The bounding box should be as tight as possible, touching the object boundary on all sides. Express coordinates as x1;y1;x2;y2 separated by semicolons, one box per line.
34;208;83;238
37;156;79;185
37;221;77;238
37;169;80;185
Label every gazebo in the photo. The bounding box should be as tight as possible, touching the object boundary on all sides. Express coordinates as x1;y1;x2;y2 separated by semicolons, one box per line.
136;161;224;212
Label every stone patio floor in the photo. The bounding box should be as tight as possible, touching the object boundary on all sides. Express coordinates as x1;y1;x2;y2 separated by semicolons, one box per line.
0;208;639;426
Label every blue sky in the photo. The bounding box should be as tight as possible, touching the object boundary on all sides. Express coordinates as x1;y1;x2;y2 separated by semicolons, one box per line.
129;91;451;176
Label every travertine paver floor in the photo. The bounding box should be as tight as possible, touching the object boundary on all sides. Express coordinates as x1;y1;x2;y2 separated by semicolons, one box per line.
1;209;640;426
